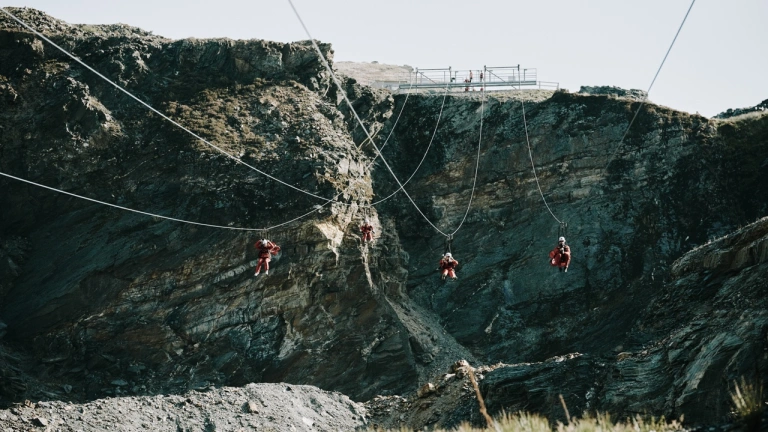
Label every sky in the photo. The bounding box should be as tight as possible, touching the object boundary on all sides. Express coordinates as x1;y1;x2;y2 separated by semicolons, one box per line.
5;0;767;117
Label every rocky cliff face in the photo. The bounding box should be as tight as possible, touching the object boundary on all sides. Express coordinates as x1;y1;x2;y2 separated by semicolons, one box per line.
368;216;768;430
1;8;767;429
373;87;767;366
0;8;472;405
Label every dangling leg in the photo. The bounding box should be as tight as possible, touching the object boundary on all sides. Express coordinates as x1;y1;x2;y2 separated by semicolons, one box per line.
264;258;271;275
449;269;457;280
441;269;448;280
254;258;265;276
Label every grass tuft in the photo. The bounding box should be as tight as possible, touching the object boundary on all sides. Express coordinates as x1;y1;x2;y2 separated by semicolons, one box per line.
731;377;764;432
374;411;685;432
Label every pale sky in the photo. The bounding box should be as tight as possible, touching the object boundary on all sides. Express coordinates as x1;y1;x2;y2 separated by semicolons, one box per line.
5;0;767;117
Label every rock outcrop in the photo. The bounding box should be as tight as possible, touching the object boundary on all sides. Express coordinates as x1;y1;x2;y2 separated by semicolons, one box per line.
714;98;768;119
0;383;367;431
374;85;767;368
0;7;473;405
369;216;768;430
578;85;647;100
1;8;767;430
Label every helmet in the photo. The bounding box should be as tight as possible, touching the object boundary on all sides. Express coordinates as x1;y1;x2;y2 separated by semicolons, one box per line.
558;237;566;242
262;239;269;246
365;218;370;224
444;252;452;258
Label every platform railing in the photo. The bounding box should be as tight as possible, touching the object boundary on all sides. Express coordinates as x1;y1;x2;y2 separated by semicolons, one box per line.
368;65;557;93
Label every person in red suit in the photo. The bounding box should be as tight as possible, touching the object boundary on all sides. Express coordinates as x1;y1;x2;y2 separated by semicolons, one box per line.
439;252;459;280
549;236;571;272
360;218;375;243
254;239;280;276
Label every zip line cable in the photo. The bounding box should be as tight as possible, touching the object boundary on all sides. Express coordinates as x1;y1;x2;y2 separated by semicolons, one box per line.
518;89;563;225
0;7;422;235
0;7;333;203
288;0;484;239
519;0;695;226
0;170;325;231
1;0;695;238
287;0;447;236
358;78;415;153
0;82;421;233
605;0;696;168
370;81;450;206
449;88;484;236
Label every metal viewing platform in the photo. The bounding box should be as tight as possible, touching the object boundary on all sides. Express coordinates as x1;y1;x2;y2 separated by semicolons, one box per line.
371;65;559;93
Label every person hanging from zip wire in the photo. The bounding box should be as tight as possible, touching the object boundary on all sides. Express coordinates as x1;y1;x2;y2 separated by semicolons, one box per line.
549;236;571;273
360;218;375;243
254;238;281;276
438;252;459;280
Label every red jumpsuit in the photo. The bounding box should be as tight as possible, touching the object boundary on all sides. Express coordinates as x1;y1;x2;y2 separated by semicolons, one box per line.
360;223;374;242
254;241;280;274
439;257;459;279
549;244;571;269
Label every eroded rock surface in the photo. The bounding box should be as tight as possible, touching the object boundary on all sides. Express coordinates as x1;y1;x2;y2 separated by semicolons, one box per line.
1;8;767;430
368;217;768;429
578;85;647;100
0;383;367;431
0;8;473;405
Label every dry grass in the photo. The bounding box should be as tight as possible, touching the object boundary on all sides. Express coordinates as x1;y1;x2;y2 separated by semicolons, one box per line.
731;377;764;431
713;109;768;124
375;411;685;432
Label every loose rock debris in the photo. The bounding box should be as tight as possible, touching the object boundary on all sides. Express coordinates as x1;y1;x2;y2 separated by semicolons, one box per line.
0;383;367;432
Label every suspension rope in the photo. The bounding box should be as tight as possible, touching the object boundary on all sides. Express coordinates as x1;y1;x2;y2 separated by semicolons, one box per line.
0;9;417;235
518;89;564;225
0;170;331;231
358;78;415;153
517;0;695;225
288;0;449;236
605;0;696;168
288;0;483;239
370;81;449;206
0;7;333;203
448;88;484;236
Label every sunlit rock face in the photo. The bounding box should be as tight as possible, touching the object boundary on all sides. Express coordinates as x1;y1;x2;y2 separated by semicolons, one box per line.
2;8;768;428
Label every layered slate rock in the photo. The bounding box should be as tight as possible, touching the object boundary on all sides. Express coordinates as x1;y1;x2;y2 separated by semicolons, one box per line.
367;217;768;429
1;9;768;428
0;383;368;431
0;8;473;404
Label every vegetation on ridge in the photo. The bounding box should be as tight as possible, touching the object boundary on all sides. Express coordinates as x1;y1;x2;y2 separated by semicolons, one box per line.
374;411;685;432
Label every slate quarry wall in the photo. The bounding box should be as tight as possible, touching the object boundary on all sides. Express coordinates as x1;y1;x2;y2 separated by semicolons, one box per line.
1;8;767;428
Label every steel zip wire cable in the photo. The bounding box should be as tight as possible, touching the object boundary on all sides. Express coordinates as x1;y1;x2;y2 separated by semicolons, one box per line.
0;76;420;232
370;81;450;206
605;0;696;168
518;91;563;225
0;171;324;231
0;7;333;203
449;88;485;236
288;0;484;238
359;78;415;153
1;7;483;235
287;0;448;236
